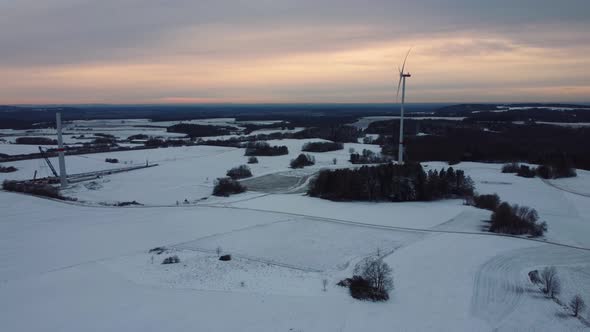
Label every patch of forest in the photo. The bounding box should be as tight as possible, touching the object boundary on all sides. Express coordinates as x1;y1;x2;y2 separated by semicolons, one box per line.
308;163;474;202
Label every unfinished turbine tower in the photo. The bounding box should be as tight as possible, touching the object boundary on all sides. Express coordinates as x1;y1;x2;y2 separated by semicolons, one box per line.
55;111;68;187
396;49;411;164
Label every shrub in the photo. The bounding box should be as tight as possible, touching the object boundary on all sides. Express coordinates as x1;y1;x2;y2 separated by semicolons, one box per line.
244;142;288;156
212;177;246;196
350;149;386;164
247;156;259;164
473;194;501;211
536;165;553;179
0;165;17;173
354;257;394;294
502;163;520;173
340;257;393;302
226;165;253;179
149;247;167;255
490;202;546;237
516;165;536;178
540;267;560;298
301;141;343;152
348;276;388;301
116;200;142;206
105;158;119;163
2;180;65;200
290;154;315;169
569;295;585;317
219;254;232;261
162;255;180;264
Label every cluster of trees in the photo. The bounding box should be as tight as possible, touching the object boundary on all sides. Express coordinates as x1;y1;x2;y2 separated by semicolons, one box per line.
241;121;292;134
2;180;66;200
490;201;547;237
244;142;289;156
301;141;343;152
15;137;57;145
502;161;576;179
529;267;587;318
212;178;246;196
350;149;387;164
338;256;393;302
166;123;234;137
470;193;546;237
290;154;315;168
0;165;17;173
226;165;252;179
293;125;361;143
309;163;474;202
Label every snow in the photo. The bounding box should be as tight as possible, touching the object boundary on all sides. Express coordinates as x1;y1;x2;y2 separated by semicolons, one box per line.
1;121;590;331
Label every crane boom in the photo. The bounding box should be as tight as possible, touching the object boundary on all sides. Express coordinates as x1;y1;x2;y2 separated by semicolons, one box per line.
38;146;59;178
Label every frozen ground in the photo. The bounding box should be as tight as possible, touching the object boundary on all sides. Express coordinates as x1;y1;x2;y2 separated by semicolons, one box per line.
1;133;590;331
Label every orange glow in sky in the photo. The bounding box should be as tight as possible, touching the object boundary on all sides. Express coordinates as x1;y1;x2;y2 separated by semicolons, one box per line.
1;1;589;104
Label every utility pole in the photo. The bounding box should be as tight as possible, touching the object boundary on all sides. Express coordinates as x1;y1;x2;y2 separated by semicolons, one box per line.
56;112;67;187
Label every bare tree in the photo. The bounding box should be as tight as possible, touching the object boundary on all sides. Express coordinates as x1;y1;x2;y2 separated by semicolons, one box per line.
550;277;561;299
322;279;328;292
354;257;393;292
540;266;560;297
569;295;585;317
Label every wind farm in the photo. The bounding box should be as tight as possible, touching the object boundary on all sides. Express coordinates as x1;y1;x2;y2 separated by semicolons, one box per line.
1;1;590;332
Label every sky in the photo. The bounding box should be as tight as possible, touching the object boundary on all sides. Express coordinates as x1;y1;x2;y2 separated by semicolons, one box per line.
1;0;589;104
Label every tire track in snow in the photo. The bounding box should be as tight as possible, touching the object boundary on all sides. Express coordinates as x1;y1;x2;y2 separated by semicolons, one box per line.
542;178;590;198
4;188;590;252
470;245;590;328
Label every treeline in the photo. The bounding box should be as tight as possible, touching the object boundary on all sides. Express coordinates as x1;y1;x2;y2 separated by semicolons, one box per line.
301;141;343;152
2;180;67;200
241;122;292;134
244;142;289;156
0;165;17;173
309;163;474;202
167;123;235;137
15;137;57;145
373;122;590;171
293;125;361;143
502;160;576;179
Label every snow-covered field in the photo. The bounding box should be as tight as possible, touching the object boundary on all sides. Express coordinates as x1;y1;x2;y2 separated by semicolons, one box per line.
1;122;590;331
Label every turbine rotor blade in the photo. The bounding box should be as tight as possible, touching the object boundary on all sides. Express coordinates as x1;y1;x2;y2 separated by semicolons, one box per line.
396;76;403;99
400;48;412;74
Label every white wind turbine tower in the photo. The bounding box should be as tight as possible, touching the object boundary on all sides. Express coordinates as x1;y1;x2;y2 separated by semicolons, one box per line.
396;49;411;164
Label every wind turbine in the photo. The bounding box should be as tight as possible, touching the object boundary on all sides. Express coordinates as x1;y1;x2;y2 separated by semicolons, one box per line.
396;49;412;164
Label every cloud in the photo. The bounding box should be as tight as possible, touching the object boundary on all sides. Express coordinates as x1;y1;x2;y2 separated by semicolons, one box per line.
1;0;589;103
